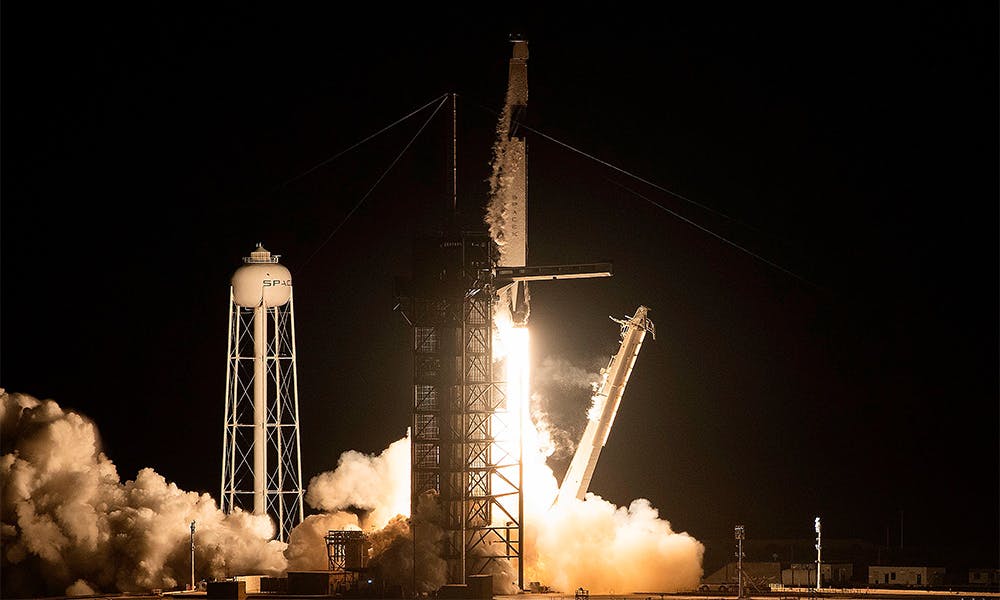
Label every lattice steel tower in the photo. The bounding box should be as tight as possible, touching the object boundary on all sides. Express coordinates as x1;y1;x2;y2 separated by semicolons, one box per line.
221;243;304;542
396;229;520;589
393;37;613;593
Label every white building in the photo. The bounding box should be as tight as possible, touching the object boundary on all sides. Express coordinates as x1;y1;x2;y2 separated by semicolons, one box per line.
968;568;999;588
782;563;853;586
868;566;945;587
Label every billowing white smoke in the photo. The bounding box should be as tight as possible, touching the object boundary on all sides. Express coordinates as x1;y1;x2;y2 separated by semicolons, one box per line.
286;436;411;573
531;356;603;463
304;436;410;531
0;390;287;598
292;439;448;594
520;376;705;593
507;341;706;593
1;358;702;596
530;495;705;593
284;512;361;571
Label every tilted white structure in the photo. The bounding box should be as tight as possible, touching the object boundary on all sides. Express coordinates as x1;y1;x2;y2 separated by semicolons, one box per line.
556;305;655;505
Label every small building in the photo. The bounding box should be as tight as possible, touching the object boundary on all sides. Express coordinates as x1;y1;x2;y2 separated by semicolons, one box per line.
438;583;469;599
438;579;491;600
232;575;264;593
782;563;854;587
700;561;781;592
287;570;339;595
206;580;246;600
868;565;945;587
969;568;1000;589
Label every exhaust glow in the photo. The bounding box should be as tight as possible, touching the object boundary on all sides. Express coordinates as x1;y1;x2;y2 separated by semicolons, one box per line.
491;317;531;522
490;311;705;593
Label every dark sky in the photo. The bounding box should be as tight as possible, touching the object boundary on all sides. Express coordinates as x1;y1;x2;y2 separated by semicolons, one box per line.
3;5;997;566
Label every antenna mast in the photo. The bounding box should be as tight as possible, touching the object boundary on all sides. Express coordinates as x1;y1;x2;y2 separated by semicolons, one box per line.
452;92;457;214
815;517;823;590
190;520;196;591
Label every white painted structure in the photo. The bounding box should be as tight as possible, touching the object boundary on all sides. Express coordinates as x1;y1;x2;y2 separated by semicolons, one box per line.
556;306;655;504
221;244;304;541
868;566;945;587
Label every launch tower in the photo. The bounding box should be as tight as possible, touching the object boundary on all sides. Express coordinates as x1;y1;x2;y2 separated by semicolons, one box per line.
396;38;612;592
396;228;514;588
221;243;305;542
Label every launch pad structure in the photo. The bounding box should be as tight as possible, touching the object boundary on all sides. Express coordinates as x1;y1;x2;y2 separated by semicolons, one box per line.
396;229;513;587
395;37;613;592
324;529;370;593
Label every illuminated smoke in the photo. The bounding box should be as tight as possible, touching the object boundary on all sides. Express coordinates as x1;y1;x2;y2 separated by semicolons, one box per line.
492;316;706;594
0;390;287;598
485;100;526;267
292;436;448;594
384;492;448;594
531;356;602;462
360;512;445;595
287;436;410;573
529;495;705;593
304;435;410;531
1;324;702;597
284;513;360;571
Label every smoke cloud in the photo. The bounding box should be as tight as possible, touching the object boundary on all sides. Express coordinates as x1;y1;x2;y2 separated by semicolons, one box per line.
529;494;705;593
1;355;703;597
304;435;410;531
506;399;706;594
287;436;415;578
531;356;602;462
0;389;287;598
284;512;361;571
292;453;448;596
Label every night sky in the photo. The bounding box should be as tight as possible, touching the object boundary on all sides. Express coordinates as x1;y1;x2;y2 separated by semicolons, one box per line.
3;5;997;567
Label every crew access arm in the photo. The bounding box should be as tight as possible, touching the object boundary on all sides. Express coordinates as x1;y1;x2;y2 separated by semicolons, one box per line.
555;305;655;505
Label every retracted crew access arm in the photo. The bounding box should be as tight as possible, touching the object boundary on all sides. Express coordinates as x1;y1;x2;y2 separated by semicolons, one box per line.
556;305;655;505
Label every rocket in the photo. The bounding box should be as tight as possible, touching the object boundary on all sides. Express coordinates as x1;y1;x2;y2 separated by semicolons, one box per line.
492;36;531;324
490;37;614;320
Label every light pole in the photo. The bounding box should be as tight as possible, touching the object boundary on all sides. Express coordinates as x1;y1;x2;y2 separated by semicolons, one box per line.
735;525;745;598
814;517;822;591
190;520;196;591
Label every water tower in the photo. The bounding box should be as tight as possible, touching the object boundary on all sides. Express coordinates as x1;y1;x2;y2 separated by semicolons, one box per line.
220;243;304;541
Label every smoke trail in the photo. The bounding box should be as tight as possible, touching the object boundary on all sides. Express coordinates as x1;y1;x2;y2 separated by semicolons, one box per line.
485;100;525;265
531;356;602;462
0;360;702;597
487;78;530;326
0;389;287;598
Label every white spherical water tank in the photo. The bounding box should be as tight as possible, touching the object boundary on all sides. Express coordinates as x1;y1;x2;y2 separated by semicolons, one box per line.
232;244;292;307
